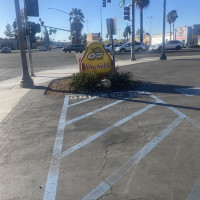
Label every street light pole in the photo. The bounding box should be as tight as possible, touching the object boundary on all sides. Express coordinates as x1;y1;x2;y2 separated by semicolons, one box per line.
160;0;167;60
14;0;34;88
131;0;136;61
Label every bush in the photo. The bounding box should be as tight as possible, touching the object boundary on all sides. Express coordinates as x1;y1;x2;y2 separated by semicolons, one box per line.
108;70;133;88
70;71;101;91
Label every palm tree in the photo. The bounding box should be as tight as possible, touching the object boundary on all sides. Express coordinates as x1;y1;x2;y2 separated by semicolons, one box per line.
70;8;85;44
135;0;150;43
167;12;173;41
123;26;131;41
170;10;178;40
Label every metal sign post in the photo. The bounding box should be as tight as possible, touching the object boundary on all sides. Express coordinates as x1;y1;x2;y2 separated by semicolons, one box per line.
14;0;34;88
106;18;117;70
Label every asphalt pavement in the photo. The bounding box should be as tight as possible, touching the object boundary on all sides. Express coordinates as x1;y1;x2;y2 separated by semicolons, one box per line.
0;50;200;200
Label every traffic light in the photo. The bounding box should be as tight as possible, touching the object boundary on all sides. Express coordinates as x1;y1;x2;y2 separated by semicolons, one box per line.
124;6;130;20
107;0;111;3
102;0;106;7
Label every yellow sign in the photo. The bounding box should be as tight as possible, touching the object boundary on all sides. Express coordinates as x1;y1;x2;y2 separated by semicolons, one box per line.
80;42;113;74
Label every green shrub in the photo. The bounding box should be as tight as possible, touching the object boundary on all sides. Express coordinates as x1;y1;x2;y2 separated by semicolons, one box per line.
108;70;133;88
70;71;101;91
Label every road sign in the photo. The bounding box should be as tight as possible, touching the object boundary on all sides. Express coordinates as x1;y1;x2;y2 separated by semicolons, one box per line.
106;18;117;36
119;0;125;8
25;0;39;17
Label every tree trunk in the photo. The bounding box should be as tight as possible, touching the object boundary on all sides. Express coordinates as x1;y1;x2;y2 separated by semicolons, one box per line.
173;22;175;40
170;23;171;41
140;8;143;43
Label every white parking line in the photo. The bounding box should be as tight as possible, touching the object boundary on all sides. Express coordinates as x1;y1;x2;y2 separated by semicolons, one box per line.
59;102;158;160
187;177;200;200
68;96;98;107
150;94;200;129
82;116;184;200
65;95;135;126
43;96;69;200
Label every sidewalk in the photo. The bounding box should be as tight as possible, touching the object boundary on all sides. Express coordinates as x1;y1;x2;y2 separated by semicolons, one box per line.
1;54;200;124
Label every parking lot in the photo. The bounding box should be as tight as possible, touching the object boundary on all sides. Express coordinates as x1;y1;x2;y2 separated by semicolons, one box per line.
43;91;200;200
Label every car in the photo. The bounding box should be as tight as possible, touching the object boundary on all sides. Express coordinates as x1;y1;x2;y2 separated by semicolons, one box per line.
151;40;184;51
63;44;86;53
115;42;145;52
1;47;11;54
105;44;122;52
39;46;47;51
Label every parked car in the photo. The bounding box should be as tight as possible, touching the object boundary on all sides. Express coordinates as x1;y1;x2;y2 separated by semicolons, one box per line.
63;44;86;53
150;40;184;51
39;46;47;51
1;47;11;54
115;42;145;52
105;44;122;52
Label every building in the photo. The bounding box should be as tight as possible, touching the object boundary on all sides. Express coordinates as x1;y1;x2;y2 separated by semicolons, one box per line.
175;26;192;45
151;24;200;46
0;38;18;49
176;24;200;45
135;33;151;46
151;32;171;45
87;33;100;44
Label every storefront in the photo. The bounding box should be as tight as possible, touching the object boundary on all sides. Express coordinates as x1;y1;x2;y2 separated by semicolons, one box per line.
175;24;200;45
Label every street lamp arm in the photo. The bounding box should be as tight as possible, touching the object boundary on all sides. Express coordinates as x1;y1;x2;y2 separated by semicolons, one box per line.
48;8;70;15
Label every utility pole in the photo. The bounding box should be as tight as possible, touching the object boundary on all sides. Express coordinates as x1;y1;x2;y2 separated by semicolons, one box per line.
160;0;167;60
131;0;136;61
24;1;34;76
100;5;103;40
14;0;34;88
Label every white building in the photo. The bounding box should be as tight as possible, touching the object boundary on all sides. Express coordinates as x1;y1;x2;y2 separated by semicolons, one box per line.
175;26;192;45
151;32;171;45
151;24;200;46
176;24;200;45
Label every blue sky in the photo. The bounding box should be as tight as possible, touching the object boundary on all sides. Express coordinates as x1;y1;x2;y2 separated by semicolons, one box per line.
1;0;200;41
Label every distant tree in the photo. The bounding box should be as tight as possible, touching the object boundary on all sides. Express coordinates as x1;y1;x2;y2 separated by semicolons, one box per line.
170;10;178;40
167;12;173;41
4;24;15;39
123;26;131;41
70;8;85;44
28;22;41;47
135;0;150;43
81;33;87;45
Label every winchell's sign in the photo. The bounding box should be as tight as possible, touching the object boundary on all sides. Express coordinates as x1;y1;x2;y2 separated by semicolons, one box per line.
79;42;114;74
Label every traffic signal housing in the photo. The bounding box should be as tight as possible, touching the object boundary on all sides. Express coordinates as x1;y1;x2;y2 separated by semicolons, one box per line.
102;0;106;7
124;6;130;21
107;0;111;3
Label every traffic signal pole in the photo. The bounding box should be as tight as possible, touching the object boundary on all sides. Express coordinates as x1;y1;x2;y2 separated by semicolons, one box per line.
131;0;136;61
14;0;34;88
24;0;35;76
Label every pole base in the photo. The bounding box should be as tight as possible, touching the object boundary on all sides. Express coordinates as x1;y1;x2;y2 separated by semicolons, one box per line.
130;57;136;61
20;76;34;88
160;53;167;60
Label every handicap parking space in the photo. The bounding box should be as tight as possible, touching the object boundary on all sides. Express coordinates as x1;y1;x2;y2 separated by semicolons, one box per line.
43;91;200;200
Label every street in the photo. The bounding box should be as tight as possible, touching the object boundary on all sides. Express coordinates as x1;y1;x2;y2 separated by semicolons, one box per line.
0;48;200;81
0;49;200;199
